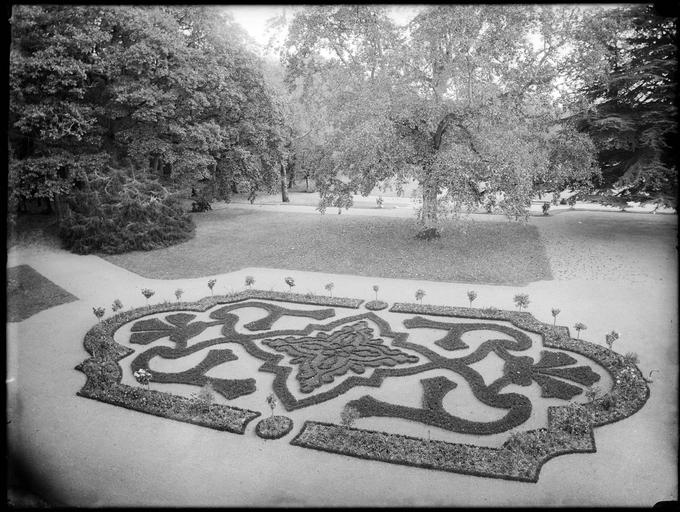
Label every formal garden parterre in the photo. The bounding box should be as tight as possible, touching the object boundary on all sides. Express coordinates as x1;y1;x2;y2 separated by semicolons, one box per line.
76;289;650;482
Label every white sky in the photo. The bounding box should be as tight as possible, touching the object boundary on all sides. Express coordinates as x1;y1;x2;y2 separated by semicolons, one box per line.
225;4;424;54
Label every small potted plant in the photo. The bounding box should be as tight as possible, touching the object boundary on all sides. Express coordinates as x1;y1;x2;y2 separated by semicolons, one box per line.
605;330;619;349
256;393;294;440
574;322;587;339
133;368;152;390
513;293;530;311
551;308;561;326
141;288;155;305
92;306;105;322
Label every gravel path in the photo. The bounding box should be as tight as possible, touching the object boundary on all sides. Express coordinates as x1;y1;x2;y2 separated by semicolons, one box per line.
6;209;678;507
534;211;677;282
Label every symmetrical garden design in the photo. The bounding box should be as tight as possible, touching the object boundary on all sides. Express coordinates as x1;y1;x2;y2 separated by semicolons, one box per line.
76;290;650;482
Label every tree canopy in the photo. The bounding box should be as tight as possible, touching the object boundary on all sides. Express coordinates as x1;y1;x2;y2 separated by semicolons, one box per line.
572;4;677;205
9;5;288;252
280;5;674;233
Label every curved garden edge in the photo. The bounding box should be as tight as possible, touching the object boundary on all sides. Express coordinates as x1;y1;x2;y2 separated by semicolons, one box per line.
75;290;363;433
289;302;649;482
389;302;651;428
74;291;650;479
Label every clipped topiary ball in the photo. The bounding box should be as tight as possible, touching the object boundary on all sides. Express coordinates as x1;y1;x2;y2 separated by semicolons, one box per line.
255;415;294;440
364;300;388;311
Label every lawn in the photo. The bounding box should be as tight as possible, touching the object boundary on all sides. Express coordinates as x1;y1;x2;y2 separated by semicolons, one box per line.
103;208;552;285
7;265;78;322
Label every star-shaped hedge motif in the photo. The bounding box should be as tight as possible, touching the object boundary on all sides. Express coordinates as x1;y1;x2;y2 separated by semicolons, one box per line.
503;350;600;400
262;320;419;393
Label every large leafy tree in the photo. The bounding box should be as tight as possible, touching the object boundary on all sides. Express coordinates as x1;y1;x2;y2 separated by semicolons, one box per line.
572;4;677;206
281;5;600;235
9;5;286;252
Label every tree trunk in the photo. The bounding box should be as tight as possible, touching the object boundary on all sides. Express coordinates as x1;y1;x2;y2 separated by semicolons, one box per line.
420;182;439;227
280;162;290;203
416;179;441;240
52;194;70;222
150;155;160;174
287;154;296;189
287;167;295;189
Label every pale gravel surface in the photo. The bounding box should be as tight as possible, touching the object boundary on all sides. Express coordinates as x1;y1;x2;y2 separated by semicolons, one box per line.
6;209;678;507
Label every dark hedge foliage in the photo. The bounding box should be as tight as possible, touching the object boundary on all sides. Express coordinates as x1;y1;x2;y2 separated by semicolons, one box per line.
58;171;194;254
191;197;212;212
255;415;294;439
364;300;389;311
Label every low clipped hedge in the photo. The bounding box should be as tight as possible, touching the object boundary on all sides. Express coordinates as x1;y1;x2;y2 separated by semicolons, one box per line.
76;290;362;432
364;300;388;311
255;415;294;440
290;302;650;482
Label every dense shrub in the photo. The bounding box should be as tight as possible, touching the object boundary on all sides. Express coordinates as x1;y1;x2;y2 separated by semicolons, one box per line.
191;197;212;212
58;171;194;254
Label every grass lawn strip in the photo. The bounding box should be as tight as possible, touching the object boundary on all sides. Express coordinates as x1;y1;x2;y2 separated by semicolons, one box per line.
103;210;552;285
290;302;649;482
7;264;78;322
76;290;362;432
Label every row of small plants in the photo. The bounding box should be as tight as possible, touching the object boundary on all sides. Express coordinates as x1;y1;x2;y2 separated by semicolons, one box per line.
94;281;594;345
90;276;364;320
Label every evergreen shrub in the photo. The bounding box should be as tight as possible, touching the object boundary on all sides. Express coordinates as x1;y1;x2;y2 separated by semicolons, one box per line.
58;171;194;254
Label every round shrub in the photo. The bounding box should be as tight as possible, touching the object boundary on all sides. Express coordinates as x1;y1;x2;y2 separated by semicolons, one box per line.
255;415;294;440
364;300;388;311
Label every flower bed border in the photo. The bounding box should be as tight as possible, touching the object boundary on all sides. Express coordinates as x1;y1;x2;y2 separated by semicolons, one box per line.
76;290;363;433
290;302;650;482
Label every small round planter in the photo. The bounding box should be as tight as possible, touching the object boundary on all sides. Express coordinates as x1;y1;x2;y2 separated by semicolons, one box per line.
255;415;294;440
364;300;388;311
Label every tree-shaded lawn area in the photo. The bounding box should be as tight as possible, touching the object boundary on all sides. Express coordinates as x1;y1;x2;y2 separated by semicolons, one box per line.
103;209;551;285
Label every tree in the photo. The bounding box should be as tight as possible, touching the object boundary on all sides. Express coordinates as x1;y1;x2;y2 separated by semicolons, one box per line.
9;5;287;252
571;5;678;206
281;5;601;237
